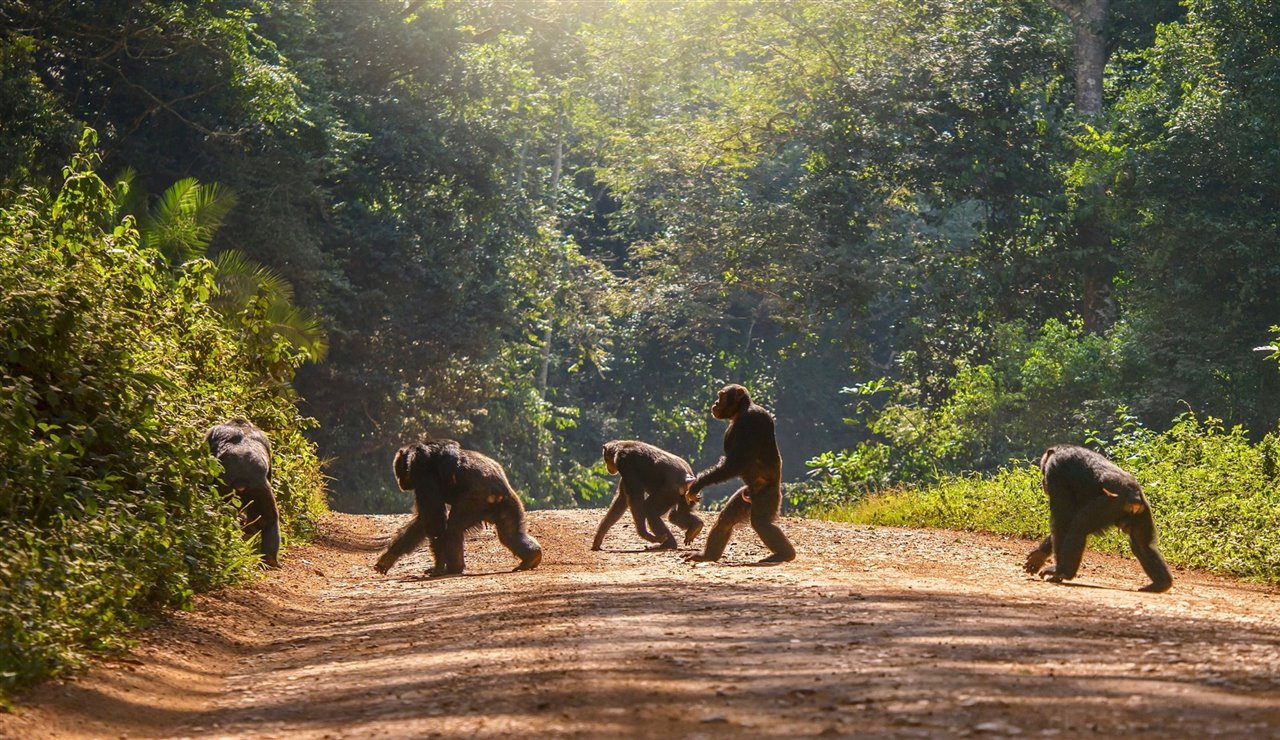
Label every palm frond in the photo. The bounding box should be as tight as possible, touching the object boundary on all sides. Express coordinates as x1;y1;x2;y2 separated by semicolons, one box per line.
212;250;327;361
143;178;239;263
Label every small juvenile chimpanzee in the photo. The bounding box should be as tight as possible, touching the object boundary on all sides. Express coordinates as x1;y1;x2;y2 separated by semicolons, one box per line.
593;440;703;551
683;384;796;564
206;417;280;568
1024;445;1172;593
375;437;542;576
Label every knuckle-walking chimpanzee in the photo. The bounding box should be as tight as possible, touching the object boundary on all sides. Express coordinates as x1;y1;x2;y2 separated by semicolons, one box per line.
683;384;796;564
594;440;703;551
1025;445;1172;593
375;437;542;576
205;417;280;568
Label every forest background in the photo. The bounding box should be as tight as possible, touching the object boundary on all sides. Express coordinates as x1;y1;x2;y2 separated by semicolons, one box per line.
2;0;1279;694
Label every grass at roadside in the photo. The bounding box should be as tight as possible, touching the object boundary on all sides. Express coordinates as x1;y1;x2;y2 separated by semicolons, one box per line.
810;415;1280;584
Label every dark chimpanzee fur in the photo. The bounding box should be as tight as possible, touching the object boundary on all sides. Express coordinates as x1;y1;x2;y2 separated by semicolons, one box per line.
205;418;280;568
683;384;796;564
1024;445;1172;593
375;438;542;576
594;440;703;551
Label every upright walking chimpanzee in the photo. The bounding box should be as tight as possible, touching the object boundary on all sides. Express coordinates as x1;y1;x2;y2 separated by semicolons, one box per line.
683;384;796;564
206;417;280;568
1024;445;1172;593
375;437;542;576
593;440;703;551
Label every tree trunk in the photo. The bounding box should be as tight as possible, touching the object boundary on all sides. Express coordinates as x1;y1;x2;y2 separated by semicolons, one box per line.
1051;0;1108;117
1051;0;1112;332
538;108;566;400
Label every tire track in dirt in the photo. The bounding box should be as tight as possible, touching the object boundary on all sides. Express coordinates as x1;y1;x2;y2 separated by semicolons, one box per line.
3;510;1279;738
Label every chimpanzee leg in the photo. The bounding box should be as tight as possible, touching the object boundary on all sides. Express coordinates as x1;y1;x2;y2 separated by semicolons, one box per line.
668;500;704;546
1126;508;1173;593
685;488;752;562
642;494;679;550
1046;496;1124;581
256;484;281;568
241;486;280;568
592;485;630;550
440;498;489;575
419;499;448;575
749;482;795;563
493;497;542;571
622;474;662;543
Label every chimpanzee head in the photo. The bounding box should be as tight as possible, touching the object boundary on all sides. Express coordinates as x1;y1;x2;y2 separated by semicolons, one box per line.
392;443;424;491
602;442;620;475
711;384;750;420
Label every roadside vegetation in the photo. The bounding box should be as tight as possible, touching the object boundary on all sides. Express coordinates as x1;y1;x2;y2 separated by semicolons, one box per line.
805;412;1280;584
0;138;326;696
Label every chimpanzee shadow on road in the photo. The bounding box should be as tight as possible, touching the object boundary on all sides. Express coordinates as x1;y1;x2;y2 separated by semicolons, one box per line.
1053;579;1129;592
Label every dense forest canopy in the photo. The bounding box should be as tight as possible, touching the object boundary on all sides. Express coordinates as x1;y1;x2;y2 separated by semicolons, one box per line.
3;0;1278;514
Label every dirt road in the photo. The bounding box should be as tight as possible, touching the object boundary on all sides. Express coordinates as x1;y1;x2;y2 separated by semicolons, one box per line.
4;510;1280;738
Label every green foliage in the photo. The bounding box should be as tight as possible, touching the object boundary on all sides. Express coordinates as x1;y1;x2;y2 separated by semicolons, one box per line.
819;413;1280;584
795;317;1132;508
0;138;325;695
3;0;1279;555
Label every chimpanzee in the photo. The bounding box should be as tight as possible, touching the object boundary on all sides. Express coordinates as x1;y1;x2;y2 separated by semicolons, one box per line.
593;440;703;551
375;437;542;576
683;384;796;564
205;417;280;568
1024;445;1172;593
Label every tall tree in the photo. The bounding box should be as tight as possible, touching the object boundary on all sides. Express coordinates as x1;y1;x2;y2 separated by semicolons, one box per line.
1051;0;1113;331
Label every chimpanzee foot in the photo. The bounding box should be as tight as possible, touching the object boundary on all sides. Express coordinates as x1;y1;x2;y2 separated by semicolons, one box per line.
1038;566;1070;583
683;522;704;546
682;552;718;563
1138;581;1172;594
758;551;796;564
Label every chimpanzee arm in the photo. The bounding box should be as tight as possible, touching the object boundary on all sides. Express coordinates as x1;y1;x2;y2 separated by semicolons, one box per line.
689;414;768;494
375;494;447;574
1023;535;1053;574
375;515;431;574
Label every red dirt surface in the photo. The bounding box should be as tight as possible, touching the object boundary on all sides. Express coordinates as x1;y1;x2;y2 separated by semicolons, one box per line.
3;510;1279;738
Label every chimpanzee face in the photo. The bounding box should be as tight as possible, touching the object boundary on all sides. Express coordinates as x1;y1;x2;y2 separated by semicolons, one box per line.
393;446;416;491
711;384;748;420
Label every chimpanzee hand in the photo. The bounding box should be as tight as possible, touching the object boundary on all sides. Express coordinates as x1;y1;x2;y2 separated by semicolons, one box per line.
1023;549;1050;574
374;552;397;574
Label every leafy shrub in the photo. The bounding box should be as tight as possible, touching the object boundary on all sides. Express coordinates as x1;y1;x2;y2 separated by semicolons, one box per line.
0;134;326;695
791;316;1134;512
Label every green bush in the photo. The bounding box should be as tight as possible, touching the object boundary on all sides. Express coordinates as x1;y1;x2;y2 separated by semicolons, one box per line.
0;134;326;695
817;413;1280;584
793;317;1133;507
